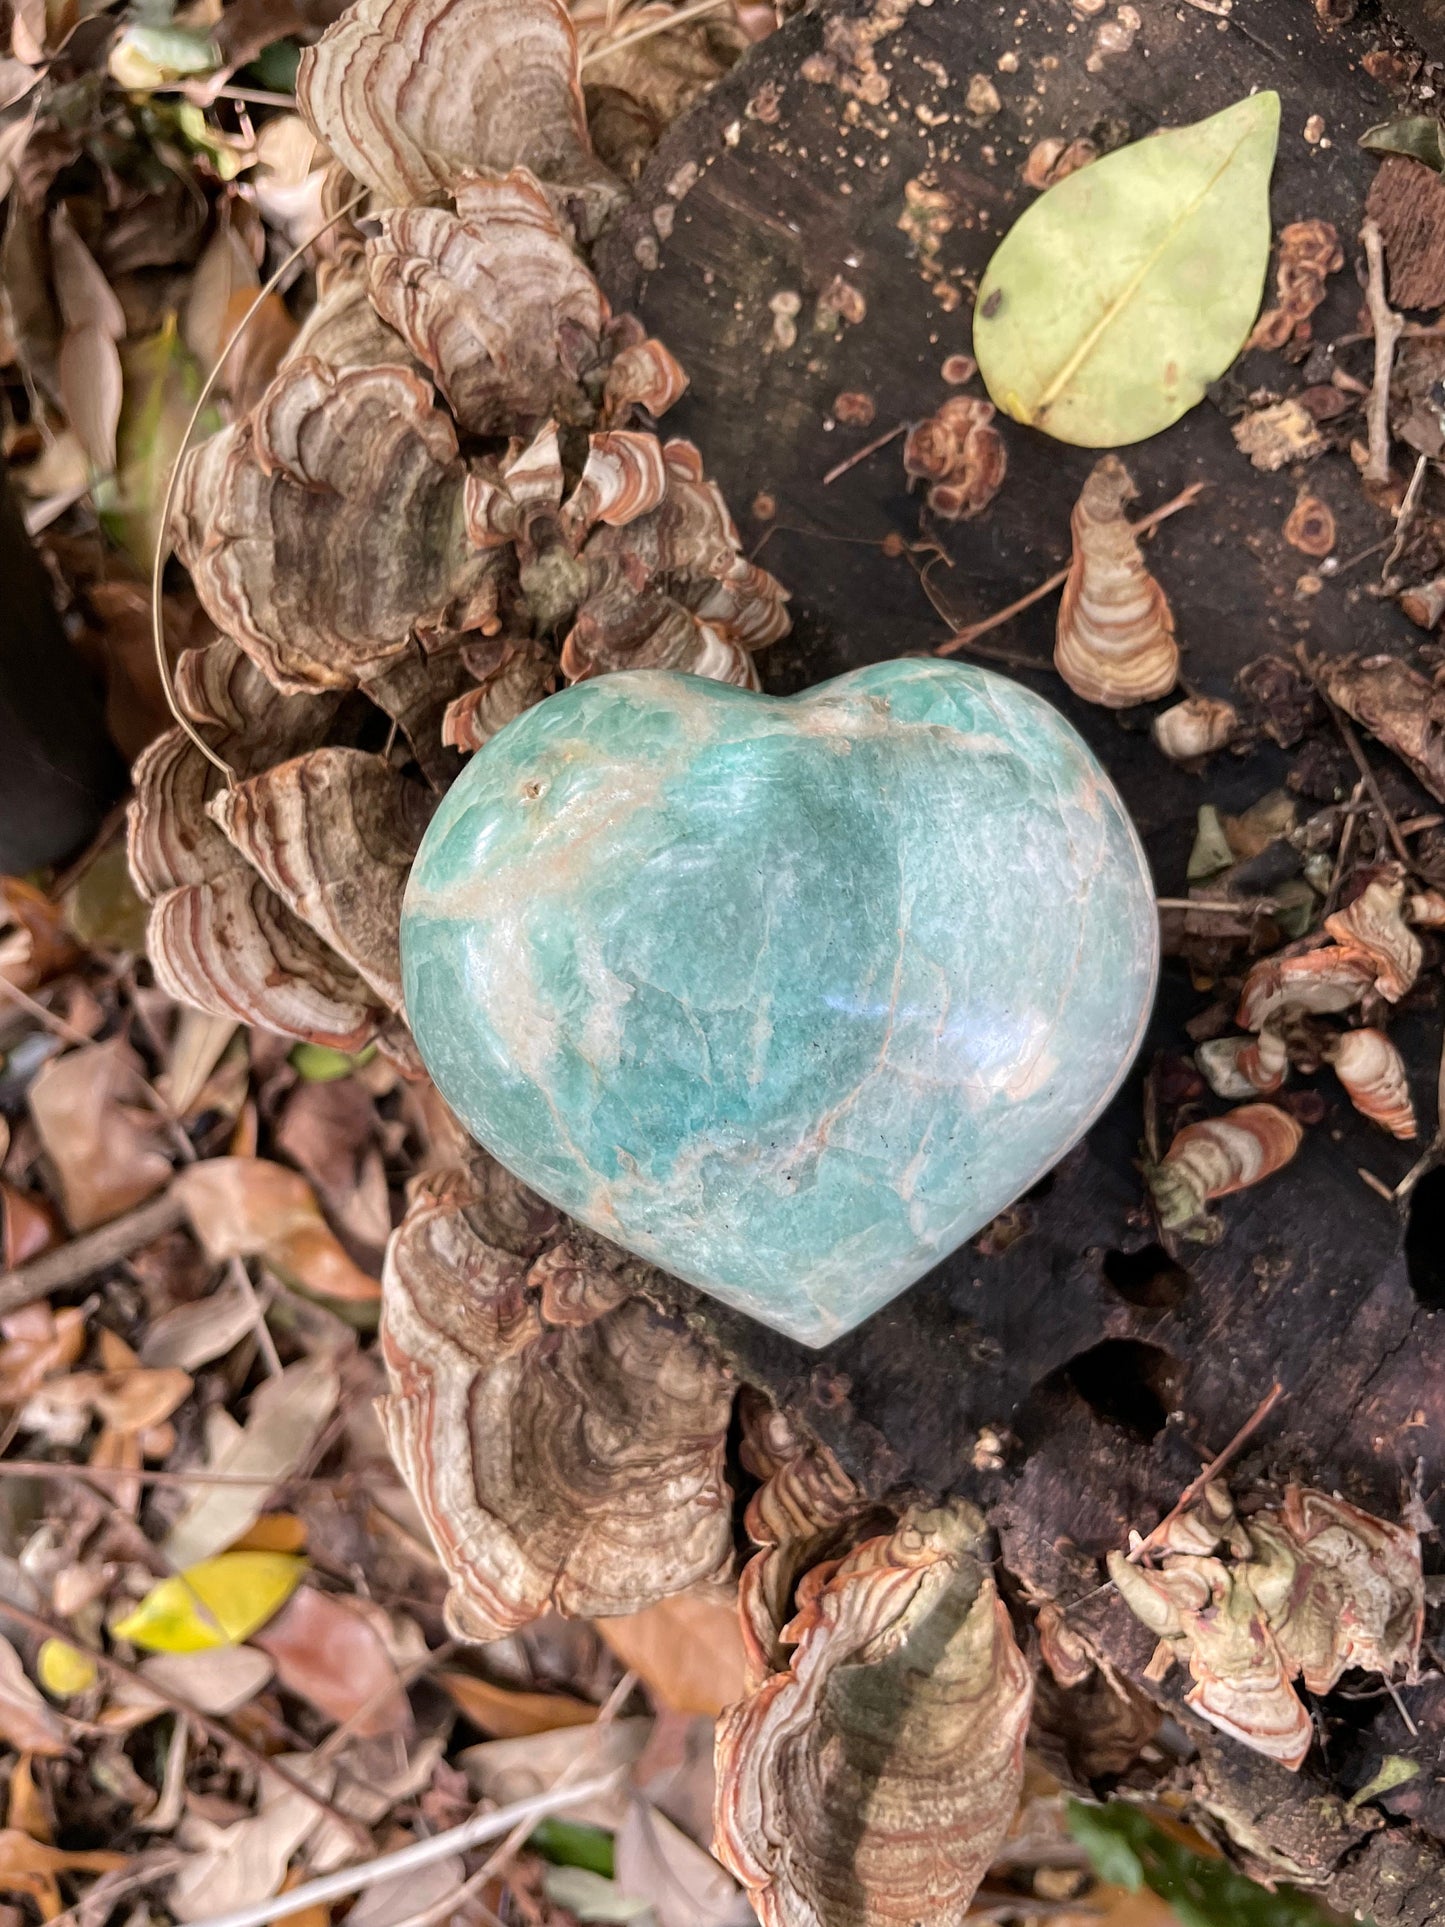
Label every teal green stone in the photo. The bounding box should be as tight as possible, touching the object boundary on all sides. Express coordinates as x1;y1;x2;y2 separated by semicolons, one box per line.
401;660;1158;1346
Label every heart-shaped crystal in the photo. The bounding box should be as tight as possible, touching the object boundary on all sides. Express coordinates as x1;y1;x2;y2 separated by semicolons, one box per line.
401;660;1158;1344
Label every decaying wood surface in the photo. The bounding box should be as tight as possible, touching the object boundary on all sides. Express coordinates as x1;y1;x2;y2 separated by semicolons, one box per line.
598;1;1445;1913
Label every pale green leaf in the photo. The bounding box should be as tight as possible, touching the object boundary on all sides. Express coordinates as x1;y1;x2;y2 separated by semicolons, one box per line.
94;316;219;570
974;92;1279;447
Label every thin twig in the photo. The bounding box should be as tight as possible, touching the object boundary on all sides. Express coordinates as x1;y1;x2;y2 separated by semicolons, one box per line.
0;1458;351;1491
578;0;729;66
0;1597;372;1849
184;1672;639;1927
1361;217;1404;488
380;1669;642;1927
935;482;1206;656
1382;451;1429;587
229;1255;283;1379
167;1773;622;1927
1126;1382;1286;1565
0;1187;188;1318
1359;1167;1398;1205
1321;779;1367;919
1155;897;1280;915
821;420;906;486
1330;703;1415;871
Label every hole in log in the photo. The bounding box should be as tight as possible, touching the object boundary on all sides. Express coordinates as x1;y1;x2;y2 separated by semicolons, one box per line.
1101;1244;1191;1311
1406;1167;1445;1310
1057;1339;1182;1440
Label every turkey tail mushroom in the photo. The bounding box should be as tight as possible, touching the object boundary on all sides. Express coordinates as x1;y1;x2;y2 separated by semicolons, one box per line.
715;1502;1032;1927
1324;876;1423;1001
1328;1027;1417;1138
380;1160;735;1639
1055;455;1179;708
365;171;611;434
1149;1103;1303;1231
295;0;618;226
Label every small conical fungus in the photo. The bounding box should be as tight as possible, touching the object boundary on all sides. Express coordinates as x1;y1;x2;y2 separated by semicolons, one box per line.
1150;1102;1303;1230
1056;455;1179;708
1329;1027;1416;1139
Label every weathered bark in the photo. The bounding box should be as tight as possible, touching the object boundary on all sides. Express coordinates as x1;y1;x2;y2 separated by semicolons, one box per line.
597;0;1445;1913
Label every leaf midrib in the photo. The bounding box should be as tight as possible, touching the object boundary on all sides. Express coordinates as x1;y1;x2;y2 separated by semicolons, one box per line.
1029;120;1262;423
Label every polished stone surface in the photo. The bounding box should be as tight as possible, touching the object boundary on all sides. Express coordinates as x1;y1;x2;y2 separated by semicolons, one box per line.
401;661;1158;1345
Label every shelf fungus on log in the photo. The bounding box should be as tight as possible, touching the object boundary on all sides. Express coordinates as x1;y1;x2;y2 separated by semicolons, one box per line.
1235;943;1378;1031
901;396;1007;520
443;640;559;752
1152;695;1237;764
1323;876;1423;1002
562;439;790;680
296;0;617;224
1055;455;1179;708
209;749;435;1013
379;1158;736;1639
172;359;500;693
1110;1484;1421;1770
366;171;612;434
715;1501;1032;1927
1327;1026;1417;1139
1195;1027;1287;1101
1148;1102;1303;1232
128;642;389;1052
283;260;421;377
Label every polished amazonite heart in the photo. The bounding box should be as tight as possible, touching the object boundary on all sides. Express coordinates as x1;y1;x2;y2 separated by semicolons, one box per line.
401;660;1158;1345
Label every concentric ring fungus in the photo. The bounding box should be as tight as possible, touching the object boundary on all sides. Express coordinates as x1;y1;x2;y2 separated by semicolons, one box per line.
1055;455;1179;708
716;1500;1033;1927
379;1158;736;1639
1110;1483;1421;1770
296;0;613;217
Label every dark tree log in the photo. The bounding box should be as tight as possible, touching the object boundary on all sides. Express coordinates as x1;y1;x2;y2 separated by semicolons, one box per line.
0;467;124;871
597;1;1445;1913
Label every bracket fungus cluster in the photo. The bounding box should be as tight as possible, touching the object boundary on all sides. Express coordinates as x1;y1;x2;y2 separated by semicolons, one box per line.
1110;1483;1422;1770
1055;455;1180;709
135;0;787;1064
715;1416;1032;1926
380;1157;736;1638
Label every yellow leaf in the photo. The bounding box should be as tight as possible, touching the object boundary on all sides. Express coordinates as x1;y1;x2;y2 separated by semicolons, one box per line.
112;1553;305;1654
230;1513;308;1555
36;1639;97;1697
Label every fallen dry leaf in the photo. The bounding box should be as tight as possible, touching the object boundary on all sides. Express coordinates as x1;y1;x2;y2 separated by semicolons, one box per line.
138;1278;256;1371
252;1586;411;1739
274;1076;391;1270
162;1354;341;1569
103;1647;276;1728
437;1670;597;1738
0;1830;126;1920
599;1593;748;1718
615;1798;753;1927
0;1305;85;1405
113;1551;306;1653
28;1039;172;1230
0;1635;69;1757
175;1158;381;1303
1;1183;62;1269
461;1719;653;1829
168;1756;335;1923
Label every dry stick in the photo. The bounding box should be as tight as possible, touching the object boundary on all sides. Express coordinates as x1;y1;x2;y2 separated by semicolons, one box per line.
1126;1381;1286;1566
229;1253;283;1379
1321;778;1368;920
0;975;195;1164
1156;897;1279;915
822;420;906;486
0;1187;188;1318
1382;450;1429;588
0;1595;373;1849
934;482;1206;656
1361;217;1404;488
380;1668;642;1927
149;191;369;787
0;1458;351;1492
1394;1024;1445;1203
577;0;730;67
1329;701;1415;872
186;1671;639;1927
